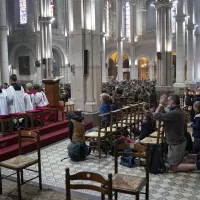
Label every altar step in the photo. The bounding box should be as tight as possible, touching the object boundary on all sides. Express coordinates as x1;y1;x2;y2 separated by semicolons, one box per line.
0;120;93;162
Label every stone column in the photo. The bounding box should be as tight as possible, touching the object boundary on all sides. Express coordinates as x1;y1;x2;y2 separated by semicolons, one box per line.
0;0;9;84
68;0;102;125
186;0;196;88
174;0;186;90
195;0;200;86
38;0;53;79
101;0;107;82
116;0;123;81
130;3;136;80
149;62;154;81
155;0;173;90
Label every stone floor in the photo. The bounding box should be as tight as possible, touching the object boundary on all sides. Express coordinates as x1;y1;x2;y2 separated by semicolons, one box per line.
1;139;200;200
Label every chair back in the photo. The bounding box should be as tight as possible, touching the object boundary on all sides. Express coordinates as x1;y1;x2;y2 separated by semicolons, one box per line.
156;121;165;144
114;143;150;182
65;168;112;200
98;112;111;135
18;129;40;160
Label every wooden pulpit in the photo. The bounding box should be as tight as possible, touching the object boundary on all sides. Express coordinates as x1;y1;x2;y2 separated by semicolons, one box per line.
42;77;63;107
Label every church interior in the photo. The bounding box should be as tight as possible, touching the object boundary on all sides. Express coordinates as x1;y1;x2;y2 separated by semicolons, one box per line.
0;0;200;200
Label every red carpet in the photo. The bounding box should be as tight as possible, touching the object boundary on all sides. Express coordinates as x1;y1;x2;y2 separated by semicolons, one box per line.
0;120;93;162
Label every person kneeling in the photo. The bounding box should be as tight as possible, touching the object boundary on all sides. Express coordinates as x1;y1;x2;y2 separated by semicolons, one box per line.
67;113;91;161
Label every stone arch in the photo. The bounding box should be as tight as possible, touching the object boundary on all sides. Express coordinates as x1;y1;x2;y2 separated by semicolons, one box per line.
106;50;131;65
107;51;130;80
138;56;149;80
9;43;36;83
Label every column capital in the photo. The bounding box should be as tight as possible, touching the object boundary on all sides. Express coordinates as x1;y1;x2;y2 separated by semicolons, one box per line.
0;26;7;31
186;24;195;30
175;15;186;23
38;16;53;24
154;0;172;9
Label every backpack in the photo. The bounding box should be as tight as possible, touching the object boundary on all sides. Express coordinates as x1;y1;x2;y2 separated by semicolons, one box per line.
68;142;88;162
120;149;136;168
149;144;166;174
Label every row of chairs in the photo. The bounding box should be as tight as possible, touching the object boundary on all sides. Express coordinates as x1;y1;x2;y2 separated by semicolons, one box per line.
0;129;150;200
0;106;64;137
85;102;146;159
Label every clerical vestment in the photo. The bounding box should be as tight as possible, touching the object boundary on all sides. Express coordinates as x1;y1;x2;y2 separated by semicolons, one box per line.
24;93;34;111
0;89;8;115
7;84;26;114
35;91;49;108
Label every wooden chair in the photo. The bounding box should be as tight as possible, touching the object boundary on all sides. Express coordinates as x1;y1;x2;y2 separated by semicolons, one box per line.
113;143;150;200
49;105;64;121
36;107;52;125
26;110;43;128
11;113;28;130
112;109;127;132
85;113;113;159
0;129;42;200
0;115;13;136
66;168;112;200
140;120;164;145
65;103;75;115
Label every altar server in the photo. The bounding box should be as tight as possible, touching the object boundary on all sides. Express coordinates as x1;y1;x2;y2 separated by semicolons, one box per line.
7;74;26;114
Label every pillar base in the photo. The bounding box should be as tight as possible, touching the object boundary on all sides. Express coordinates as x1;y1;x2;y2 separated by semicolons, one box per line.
173;83;186;95
82;111;99;127
155;86;174;95
195;79;200;87
185;80;196;90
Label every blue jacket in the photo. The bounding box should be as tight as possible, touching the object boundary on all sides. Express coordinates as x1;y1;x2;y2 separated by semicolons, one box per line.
192;114;200;139
100;103;112;126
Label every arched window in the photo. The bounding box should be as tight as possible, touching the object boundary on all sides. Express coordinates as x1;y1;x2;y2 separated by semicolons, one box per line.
106;0;110;37
172;1;177;33
125;2;130;38
19;0;27;24
50;0;55;17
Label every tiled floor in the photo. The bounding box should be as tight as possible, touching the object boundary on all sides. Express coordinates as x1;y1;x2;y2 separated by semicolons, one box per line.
1;139;200;200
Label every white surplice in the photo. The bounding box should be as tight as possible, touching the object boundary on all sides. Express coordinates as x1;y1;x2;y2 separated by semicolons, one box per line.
34;91;49;108
24;93;34;111
0;89;8;115
7;85;26;114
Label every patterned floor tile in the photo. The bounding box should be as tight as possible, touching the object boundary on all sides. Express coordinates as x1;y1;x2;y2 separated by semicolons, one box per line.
2;139;200;200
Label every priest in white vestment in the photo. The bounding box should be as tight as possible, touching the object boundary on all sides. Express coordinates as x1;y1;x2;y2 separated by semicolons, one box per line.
7;74;26;114
0;88;8;115
24;83;35;111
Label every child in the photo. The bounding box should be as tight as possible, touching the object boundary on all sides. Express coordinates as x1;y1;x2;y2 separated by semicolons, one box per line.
133;111;153;142
191;101;200;153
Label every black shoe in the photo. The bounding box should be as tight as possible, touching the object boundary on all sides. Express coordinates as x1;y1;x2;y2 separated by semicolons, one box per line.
196;159;200;170
197;152;200;161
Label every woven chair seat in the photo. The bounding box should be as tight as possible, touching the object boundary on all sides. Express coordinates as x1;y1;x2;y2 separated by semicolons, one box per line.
85;131;105;138
140;137;162;144
113;173;146;192
101;127;117;132
112;123;126;128
0;155;38;169
150;131;165;138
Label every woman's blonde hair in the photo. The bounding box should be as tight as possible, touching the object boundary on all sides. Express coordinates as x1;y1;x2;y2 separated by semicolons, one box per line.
100;93;111;103
194;101;200;114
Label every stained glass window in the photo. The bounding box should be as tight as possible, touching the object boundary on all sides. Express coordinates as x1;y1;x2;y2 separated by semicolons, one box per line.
125;2;130;38
106;0;110;37
172;1;177;33
19;0;27;24
50;0;54;17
